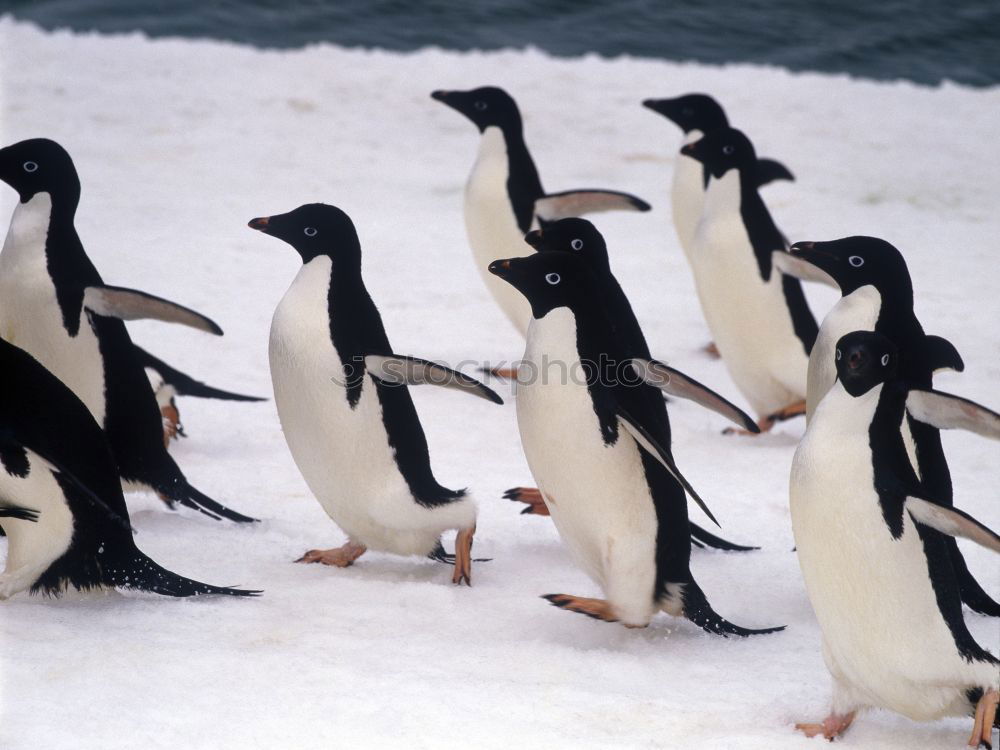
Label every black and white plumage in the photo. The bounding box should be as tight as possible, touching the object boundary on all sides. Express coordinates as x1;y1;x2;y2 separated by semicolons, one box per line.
0;337;259;599
250;204;502;584
431;86;650;335
0;138;255;523
490;251;782;634
791;331;998;744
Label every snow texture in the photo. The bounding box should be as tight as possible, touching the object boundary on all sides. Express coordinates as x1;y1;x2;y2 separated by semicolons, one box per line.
0;18;997;749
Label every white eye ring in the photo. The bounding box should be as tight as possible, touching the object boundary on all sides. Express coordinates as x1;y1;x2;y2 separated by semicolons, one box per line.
545;273;561;285
722;144;735;155
570;239;583;251
23;161;38;173
474;101;487;111
848;255;864;267
303;227;318;237
835;349;842;361
880;354;890;366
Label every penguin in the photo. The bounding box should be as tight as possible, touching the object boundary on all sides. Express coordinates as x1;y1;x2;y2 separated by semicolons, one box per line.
782;236;999;618
0;336;260;599
0;138;255;523
489;250;783;634
431;86;651;339
790;331;999;745
680;128;818;432
249;203;503;585
502;218;762;553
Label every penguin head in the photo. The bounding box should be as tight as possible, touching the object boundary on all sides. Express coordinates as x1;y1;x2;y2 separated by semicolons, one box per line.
0;138;80;204
680;127;756;179
248;203;361;266
524;218;610;273
835;331;899;397
430;86;522;133
788;236;909;296
488;251;595;320
642;93;729;135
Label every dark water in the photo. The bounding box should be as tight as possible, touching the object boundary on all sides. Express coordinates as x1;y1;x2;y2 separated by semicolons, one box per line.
3;0;998;87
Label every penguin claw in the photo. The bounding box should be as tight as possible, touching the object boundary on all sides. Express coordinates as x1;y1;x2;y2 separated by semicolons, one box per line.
794;711;855;741
452;526;476;586
504;486;550;516
969;690;998;749
294;542;367;567
542;594;619;623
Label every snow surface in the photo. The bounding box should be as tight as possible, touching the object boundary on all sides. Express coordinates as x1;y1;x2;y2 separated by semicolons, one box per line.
0;18;997;750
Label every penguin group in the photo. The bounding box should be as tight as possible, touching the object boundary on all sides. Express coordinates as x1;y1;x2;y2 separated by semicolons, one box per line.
0;84;995;747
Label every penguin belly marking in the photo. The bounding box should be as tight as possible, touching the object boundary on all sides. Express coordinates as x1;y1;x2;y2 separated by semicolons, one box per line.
516;309;658;626
0;194;107;421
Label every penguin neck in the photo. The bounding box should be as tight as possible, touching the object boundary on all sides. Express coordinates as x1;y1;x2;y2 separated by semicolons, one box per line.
485;123;544;233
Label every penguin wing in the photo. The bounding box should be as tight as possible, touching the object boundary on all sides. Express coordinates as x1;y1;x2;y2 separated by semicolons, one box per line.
922;335;964;373
906;389;1000;439
534;190;651;222
364;355;504;405
755;158;795;187
133;345;266;402
770;250;838;287
616;407;720;528
83;285;223;335
905;496;1000;553
631;359;758;432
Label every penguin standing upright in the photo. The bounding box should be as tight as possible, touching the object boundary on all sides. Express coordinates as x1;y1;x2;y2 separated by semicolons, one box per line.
680;128;818;432
250;204;502;584
489;251;782;634
784;236;997;617
431;86;650;337
790;331;999;745
0;138;255;522
0;337;259;599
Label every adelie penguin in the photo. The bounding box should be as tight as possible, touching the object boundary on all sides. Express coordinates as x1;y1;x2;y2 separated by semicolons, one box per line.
790;331;999;746
680;128;818;432
0;337;260;599
489;251;782;634
503;218;763;555
783;236;999;618
0;138;256;523
431;86;651;341
250;203;503;585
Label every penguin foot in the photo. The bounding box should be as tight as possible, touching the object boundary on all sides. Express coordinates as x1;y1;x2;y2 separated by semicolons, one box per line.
702;341;720;358
295;542;367;567
160;399;183;448
723;400;807;436
452;526;476;586
969;690;998;749
794;711;855;741
503;486;550;516
542;594;621;624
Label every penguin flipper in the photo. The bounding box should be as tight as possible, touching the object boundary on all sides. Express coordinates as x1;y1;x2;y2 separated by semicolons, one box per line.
905;389;1000;439
0;505;40;522
755;157;795;187
534;189;651;222
770;250;838;287
923;334;964;373
680;580;785;637
616;407;720;528
83;285;223;336
107;553;261;597
905;497;1000;553
364;354;504;405
630;358;758;433
133;345;267;402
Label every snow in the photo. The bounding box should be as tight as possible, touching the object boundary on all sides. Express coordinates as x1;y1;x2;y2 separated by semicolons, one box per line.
0;17;997;749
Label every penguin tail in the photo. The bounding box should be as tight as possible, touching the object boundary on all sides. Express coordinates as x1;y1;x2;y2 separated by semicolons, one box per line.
689;522;759;552
105;553;261;598
680;580;785;638
174;482;259;524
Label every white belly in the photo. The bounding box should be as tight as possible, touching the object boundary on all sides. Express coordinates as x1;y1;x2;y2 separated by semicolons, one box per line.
269;258;474;556
689;172;807;417
790;385;998;720
515;309;659;626
669;130;705;260
463;127;535;336
0;194;107;423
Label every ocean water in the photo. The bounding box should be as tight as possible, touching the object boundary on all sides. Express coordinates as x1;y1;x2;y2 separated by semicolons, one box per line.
1;0;998;87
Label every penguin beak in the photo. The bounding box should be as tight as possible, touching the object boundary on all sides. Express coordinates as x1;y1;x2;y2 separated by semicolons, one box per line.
789;241;838;265
430;90;451;103
641;98;674;120
680;142;698;157
524;230;545;251
248;216;271;233
488;259;512;278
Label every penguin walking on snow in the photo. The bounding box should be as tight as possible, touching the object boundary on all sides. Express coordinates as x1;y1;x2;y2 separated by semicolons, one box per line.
489;251;782;633
0;138;255;523
250;203;503;585
431;86;650;340
503;218;762;554
680;128;818;432
791;331;999;745
0;337;259;599
782;236;998;617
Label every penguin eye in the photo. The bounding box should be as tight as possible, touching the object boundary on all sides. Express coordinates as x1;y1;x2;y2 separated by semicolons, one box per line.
303;227;318;237
570;239;584;251
474;101;487;111
23;161;38;173
880;354;890;366
545;273;561;285
722;145;735;156
835;349;842;361
848;255;864;267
